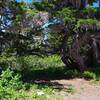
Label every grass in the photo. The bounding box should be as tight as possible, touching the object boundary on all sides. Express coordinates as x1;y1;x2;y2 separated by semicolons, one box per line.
87;67;100;83
66;85;76;94
83;71;96;79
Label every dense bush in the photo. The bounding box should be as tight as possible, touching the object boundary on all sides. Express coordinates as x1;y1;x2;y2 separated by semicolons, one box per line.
0;69;24;99
83;71;96;79
0;55;64;71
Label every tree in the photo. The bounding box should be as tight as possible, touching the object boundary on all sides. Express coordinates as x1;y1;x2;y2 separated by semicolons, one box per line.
33;0;100;71
0;0;100;71
0;0;41;56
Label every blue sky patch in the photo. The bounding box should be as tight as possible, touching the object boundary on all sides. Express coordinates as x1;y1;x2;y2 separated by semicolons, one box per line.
16;0;99;7
16;0;32;3
93;1;99;7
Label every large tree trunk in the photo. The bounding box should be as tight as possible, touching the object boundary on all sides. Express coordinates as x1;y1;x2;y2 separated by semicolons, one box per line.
60;23;100;71
60;29;87;71
70;38;87;71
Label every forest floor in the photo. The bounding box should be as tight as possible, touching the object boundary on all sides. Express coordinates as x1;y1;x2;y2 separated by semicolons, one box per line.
49;78;100;100
26;66;100;100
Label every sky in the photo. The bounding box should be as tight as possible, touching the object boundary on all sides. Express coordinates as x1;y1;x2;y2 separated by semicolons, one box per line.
93;1;99;7
16;0;99;7
16;0;32;2
16;0;40;3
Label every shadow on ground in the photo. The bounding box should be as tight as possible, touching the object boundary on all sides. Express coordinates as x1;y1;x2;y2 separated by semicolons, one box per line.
21;67;78;90
21;66;100;90
22;67;78;82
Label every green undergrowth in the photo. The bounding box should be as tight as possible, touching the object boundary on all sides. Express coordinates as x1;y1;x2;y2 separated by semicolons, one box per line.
87;67;100;82
0;55;100;99
0;68;64;100
0;54;100;81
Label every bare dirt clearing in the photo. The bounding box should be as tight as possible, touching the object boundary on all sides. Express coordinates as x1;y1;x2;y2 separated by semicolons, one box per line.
51;78;100;100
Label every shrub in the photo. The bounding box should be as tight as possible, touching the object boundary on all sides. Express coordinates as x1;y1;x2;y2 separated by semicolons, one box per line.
0;55;64;72
0;69;23;99
64;69;79;78
0;69;23;89
83;71;96;79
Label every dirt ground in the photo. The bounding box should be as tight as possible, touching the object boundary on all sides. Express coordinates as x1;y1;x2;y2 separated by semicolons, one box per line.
51;78;100;100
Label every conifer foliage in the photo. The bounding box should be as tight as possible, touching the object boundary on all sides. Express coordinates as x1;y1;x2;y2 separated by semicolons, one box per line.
0;0;100;71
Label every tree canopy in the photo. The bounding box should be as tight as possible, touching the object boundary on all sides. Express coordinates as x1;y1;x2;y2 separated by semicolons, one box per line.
0;0;100;71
